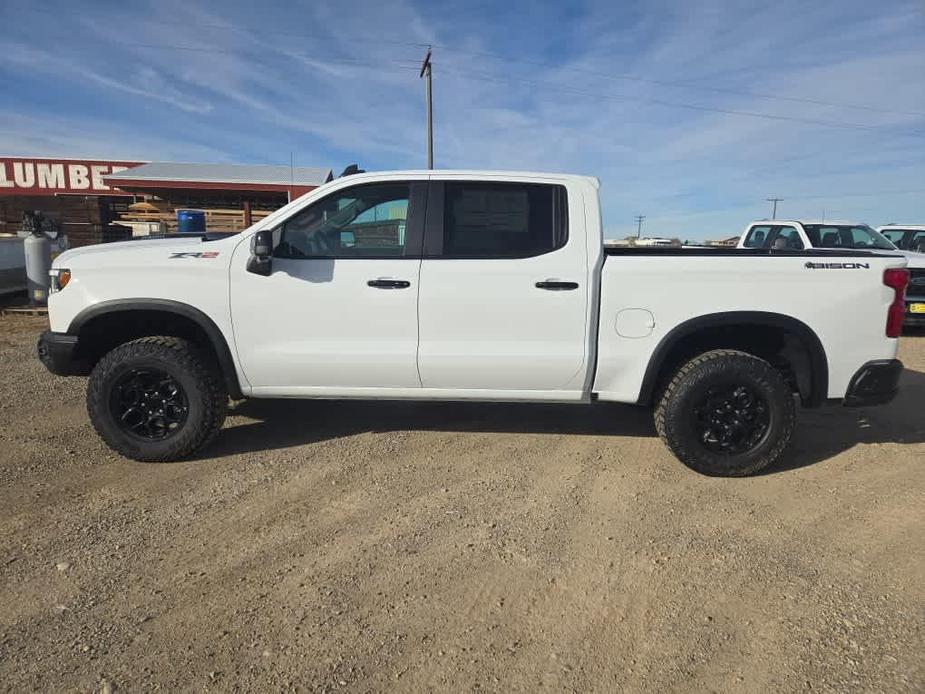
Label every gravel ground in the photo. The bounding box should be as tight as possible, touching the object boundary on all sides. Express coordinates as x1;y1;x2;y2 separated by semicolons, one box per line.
0;314;922;693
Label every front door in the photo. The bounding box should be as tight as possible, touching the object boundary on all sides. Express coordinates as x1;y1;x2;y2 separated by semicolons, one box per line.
231;180;426;394
416;179;590;396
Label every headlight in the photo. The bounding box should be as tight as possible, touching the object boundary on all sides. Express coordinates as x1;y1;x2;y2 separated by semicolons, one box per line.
49;268;71;293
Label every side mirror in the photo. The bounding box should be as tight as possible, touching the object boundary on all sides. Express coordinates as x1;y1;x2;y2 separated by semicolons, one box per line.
247;229;273;276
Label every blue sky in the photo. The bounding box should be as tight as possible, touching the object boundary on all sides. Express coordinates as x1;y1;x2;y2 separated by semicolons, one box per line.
1;0;923;240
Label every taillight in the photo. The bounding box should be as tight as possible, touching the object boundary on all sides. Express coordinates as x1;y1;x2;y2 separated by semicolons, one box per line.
883;268;909;338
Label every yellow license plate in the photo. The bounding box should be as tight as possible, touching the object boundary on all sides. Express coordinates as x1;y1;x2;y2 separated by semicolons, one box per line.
910;303;925;314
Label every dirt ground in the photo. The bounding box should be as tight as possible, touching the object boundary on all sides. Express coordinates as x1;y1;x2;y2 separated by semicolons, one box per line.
0;314;922;693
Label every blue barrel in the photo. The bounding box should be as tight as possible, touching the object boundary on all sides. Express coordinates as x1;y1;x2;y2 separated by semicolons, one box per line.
177;209;206;233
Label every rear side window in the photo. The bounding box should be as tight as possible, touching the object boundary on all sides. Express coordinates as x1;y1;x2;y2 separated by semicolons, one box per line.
770;226;804;250
743;225;771;248
442;183;567;258
743;225;803;249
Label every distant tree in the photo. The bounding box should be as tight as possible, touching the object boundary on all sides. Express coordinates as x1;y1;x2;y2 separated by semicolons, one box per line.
670;237;682;247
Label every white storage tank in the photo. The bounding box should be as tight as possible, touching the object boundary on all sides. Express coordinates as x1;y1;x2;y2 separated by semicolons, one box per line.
0;235;26;296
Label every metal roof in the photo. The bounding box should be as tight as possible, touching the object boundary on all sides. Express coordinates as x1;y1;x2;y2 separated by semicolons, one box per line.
103;161;332;187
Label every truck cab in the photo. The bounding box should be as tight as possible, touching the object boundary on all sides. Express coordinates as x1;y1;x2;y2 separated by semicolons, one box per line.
738;220;896;252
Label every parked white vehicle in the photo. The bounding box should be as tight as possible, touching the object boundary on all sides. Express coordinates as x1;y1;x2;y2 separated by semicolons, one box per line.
38;172;910;476
877;224;925;254
877;225;925;326
738;219;925;326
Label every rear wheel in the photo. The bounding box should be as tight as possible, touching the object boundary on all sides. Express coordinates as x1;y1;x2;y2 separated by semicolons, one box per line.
87;336;227;462
655;349;795;476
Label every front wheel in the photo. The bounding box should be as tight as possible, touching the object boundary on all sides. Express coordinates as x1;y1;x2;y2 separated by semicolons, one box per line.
655;349;796;477
87;336;227;462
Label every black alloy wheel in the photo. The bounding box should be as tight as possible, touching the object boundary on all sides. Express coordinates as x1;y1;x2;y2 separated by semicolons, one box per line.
655;349;796;477
692;383;771;455
87;336;227;462
110;368;189;440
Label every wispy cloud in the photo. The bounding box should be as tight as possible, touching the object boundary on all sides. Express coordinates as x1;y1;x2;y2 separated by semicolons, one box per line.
0;0;922;238
0;42;214;114
0;110;230;161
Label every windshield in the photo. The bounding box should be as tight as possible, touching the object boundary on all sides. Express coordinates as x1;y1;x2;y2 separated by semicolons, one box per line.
803;224;895;250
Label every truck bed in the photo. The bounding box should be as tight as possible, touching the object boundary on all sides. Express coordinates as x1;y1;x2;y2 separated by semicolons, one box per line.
592;247;906;403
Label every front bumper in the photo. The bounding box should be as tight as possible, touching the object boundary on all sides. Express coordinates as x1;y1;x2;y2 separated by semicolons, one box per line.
844;359;903;407
37;331;88;376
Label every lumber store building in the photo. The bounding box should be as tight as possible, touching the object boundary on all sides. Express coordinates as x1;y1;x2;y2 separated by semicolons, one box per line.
0;156;332;247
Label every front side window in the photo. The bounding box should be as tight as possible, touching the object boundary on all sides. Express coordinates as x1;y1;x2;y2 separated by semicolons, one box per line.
803;224;895;250
275;183;410;258
882;229;925;252
442;182;567;257
910;231;925;253
880;229;906;245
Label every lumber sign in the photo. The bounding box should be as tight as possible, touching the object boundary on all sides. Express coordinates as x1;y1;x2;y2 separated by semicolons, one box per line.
0;157;145;196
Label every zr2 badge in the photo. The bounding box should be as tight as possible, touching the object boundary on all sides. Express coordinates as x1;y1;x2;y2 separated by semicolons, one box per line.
169;251;220;259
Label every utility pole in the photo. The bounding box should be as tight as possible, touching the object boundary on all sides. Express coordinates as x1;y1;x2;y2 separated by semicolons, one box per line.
766;197;783;219
420;47;433;169
635;215;646;238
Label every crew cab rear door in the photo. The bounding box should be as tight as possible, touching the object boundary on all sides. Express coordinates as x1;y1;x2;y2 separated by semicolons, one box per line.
416;177;590;397
230;179;426;393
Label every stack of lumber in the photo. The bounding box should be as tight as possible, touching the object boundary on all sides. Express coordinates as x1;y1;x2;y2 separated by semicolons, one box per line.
117;207;272;232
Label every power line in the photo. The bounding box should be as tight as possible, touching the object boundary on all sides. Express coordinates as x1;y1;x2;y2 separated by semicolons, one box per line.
439;67;925;138
434;48;925;119
2;32;422;72
6;7;924;136
4;32;919;140
784;189;924;201
7;4;432;49
9;3;923;118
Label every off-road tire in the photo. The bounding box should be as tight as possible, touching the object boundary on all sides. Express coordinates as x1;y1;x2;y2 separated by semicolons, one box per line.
654;349;796;477
87;336;227;462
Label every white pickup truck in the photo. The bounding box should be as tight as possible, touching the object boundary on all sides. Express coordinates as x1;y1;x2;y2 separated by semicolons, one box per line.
38;171;910;476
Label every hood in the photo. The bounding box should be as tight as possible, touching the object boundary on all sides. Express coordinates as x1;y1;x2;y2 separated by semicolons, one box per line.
53;235;206;267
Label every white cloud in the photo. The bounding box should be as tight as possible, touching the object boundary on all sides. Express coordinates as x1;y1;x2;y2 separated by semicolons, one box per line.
1;0;922;238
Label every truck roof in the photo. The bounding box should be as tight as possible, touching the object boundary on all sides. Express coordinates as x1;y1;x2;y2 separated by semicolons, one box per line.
748;219;866;226
878;224;925;231
331;169;601;188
